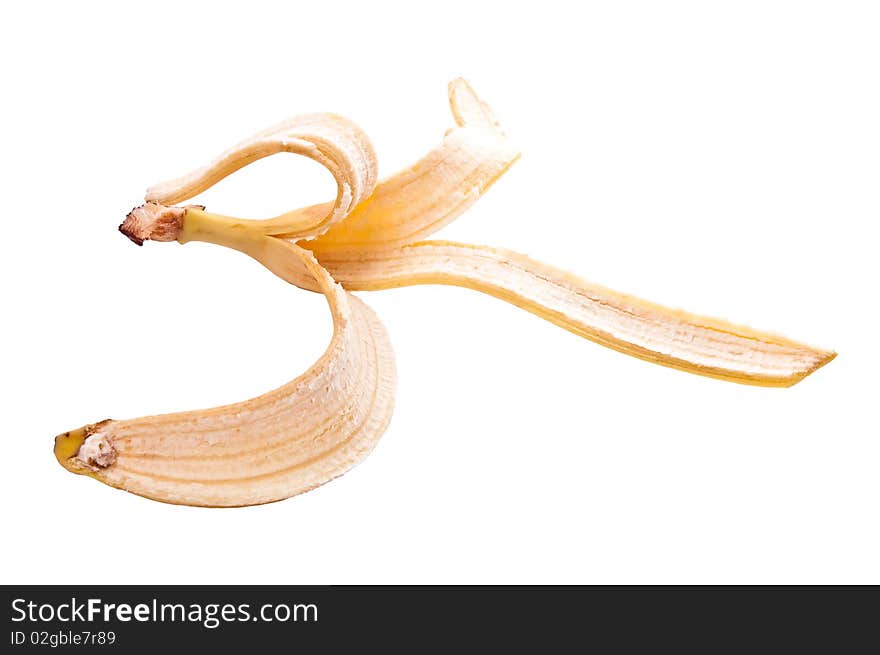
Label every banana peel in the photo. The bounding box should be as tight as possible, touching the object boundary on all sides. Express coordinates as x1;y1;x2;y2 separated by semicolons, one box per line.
55;79;834;507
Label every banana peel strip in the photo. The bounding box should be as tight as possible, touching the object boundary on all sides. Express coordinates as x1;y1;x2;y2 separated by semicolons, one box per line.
55;79;834;507
146;112;378;239
55;241;396;507
315;241;831;386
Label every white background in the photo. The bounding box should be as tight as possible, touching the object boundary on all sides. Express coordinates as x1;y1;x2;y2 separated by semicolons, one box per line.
1;1;877;584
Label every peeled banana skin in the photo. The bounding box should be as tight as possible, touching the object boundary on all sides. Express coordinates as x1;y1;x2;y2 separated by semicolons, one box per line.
54;79;834;507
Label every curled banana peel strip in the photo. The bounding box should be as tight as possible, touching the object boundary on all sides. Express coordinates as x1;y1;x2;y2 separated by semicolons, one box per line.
55;79;834;507
55;244;396;507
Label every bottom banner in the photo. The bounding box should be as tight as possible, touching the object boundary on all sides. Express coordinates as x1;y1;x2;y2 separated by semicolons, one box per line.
1;586;875;651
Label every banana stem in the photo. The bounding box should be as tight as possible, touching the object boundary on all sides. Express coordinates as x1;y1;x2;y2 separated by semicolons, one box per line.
120;203;265;253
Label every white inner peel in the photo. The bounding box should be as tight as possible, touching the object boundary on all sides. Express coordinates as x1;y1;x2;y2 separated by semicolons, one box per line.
77;430;117;468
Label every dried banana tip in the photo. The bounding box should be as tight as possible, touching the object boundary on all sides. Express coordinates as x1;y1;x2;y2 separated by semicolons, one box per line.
119;202;191;245
54;420;116;471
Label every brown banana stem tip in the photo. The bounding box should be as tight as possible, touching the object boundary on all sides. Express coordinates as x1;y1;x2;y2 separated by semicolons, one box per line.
119;202;195;245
